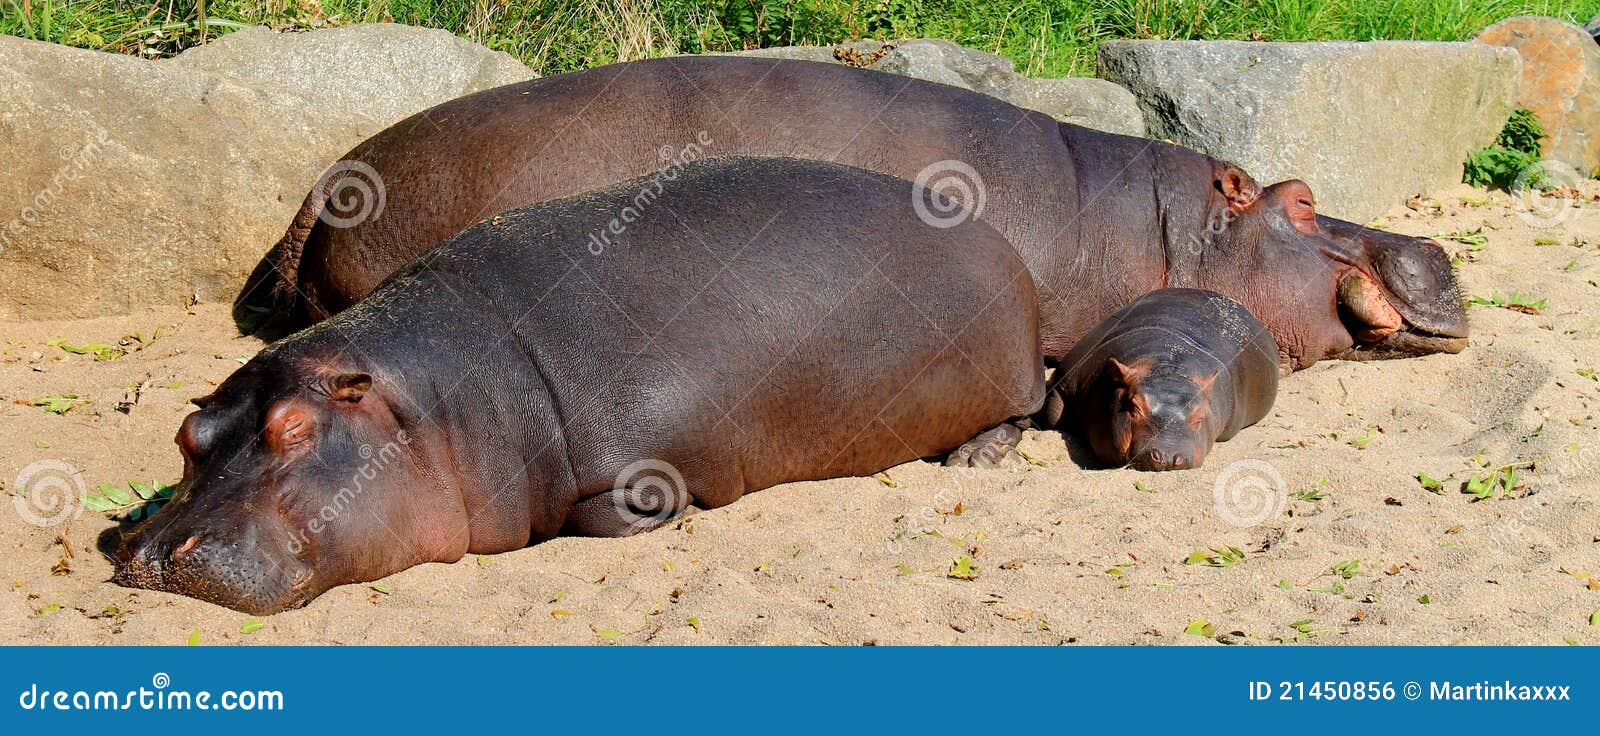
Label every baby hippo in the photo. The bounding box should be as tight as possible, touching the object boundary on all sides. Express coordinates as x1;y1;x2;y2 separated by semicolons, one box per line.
1045;289;1277;471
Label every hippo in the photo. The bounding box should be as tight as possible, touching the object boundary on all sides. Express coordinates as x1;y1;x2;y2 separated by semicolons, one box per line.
1045;289;1278;471
241;56;1468;372
115;157;1045;614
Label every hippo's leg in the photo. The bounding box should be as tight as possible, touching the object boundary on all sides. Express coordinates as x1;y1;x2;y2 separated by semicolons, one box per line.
943;418;1032;468
566;483;694;537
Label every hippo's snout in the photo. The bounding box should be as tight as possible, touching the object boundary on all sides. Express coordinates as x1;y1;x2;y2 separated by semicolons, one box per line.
114;522;311;615
1129;448;1194;472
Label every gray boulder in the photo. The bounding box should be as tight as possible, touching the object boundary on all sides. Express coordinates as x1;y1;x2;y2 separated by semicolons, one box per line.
868;38;1017;100
0;36;381;320
1009;77;1148;138
1099;40;1520;222
166;24;538;126
724;39;1146;136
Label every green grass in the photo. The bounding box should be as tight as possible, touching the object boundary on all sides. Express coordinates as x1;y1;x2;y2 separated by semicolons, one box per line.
3;0;1598;76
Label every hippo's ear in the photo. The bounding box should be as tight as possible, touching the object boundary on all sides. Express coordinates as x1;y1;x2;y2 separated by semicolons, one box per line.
1272;180;1319;235
1215;164;1261;214
327;373;372;403
188;390;217;409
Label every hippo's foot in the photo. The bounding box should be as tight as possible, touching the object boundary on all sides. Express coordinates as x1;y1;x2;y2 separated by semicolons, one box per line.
943;420;1029;469
568;484;693;537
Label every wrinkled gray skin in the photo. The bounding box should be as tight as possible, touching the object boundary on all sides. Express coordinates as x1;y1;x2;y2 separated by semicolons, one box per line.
117;158;1045;614
243;56;1468;372
1047;289;1279;471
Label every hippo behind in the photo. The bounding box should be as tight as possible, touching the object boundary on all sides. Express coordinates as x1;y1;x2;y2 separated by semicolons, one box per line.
241;55;1467;371
117;157;1045;614
1047;289;1279;471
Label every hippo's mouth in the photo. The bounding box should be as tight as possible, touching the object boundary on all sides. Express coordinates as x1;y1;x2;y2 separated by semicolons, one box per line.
1334;269;1469;360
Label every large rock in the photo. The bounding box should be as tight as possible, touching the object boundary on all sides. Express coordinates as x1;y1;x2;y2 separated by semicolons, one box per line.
1099;41;1519;222
1475;16;1600;176
0;35;382;320
1009;77;1149;138
866;38;1018;100
165;24;538;126
723;39;1146;136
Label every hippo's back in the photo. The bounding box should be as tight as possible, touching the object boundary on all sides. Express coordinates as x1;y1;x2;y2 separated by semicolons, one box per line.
405;156;1044;507
286;56;1079;319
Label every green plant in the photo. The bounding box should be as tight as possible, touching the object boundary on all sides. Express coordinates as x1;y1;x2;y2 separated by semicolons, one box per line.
1469;290;1547;314
32;394;89;414
81;480;175;520
10;1;1600;78
1463;109;1554;190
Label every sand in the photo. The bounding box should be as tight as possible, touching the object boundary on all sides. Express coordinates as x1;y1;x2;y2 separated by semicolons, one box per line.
2;181;1597;646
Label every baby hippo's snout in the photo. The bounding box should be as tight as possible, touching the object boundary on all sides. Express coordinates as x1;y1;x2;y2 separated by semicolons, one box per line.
1129;447;1195;472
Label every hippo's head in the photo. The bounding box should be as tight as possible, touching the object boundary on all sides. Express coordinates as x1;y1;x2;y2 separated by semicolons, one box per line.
113;354;455;615
1089;358;1215;472
1199;172;1468;370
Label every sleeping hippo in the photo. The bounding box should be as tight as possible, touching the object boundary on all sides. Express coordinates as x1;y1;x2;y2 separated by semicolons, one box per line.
114;157;1045;614
1045;289;1278;471
241;56;1467;372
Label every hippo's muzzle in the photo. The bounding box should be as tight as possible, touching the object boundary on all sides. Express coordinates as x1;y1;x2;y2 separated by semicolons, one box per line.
1323;220;1470;360
114;518;314;615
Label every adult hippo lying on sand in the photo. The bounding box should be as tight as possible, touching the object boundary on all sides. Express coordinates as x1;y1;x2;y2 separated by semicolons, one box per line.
243;56;1467;372
117;157;1045;614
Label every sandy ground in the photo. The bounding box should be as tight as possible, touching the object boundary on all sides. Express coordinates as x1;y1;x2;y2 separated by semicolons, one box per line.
2;181;1598;646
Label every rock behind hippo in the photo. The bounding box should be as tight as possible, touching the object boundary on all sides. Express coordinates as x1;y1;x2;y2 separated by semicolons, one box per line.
243;55;1468;371
115;157;1045;614
1046;289;1278;471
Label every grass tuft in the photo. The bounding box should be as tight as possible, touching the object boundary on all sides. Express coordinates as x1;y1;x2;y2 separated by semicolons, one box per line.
4;1;1596;76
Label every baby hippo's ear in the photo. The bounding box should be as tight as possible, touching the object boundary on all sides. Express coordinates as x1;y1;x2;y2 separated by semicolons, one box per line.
1189;373;1219;427
327;373;372;403
1107;358;1148;385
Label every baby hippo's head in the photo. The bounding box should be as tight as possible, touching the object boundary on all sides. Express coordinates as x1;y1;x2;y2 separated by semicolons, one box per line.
1095;358;1218;472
